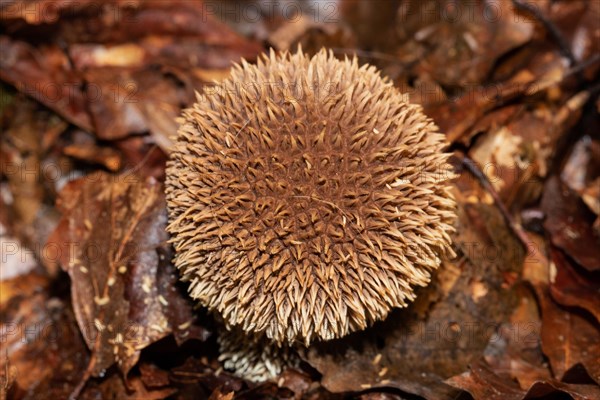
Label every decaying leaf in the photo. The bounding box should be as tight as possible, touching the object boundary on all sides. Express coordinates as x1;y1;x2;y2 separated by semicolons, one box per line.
446;359;600;400
0;0;262;146
0;273;90;400
549;247;600;324
397;0;534;87
46;171;206;380
1;0;599;397
537;285;600;384
541;176;600;271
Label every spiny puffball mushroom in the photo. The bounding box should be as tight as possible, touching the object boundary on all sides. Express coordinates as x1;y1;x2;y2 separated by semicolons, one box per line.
165;48;457;348
217;326;299;382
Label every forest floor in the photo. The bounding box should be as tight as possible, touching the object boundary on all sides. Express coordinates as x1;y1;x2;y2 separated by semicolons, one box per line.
1;1;599;399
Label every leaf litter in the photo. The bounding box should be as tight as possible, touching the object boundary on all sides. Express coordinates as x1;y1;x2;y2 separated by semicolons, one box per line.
1;0;599;399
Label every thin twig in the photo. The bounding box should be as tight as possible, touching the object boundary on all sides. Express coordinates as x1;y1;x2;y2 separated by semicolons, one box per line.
123;143;159;176
461;155;532;252
69;352;96;400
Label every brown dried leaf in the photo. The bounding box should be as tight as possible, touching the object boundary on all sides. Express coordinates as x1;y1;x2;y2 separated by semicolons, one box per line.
46;171;203;378
541;176;600;271
0;97;65;225
82;67;186;142
169;357;244;398
425;86;496;144
1;0;261;51
139;362;170;389
446;360;525;400
537;285;600;383
561;135;600;193
208;387;235;400
582;177;600;219
0;0;102;24
397;0;533;87
0;274;90;400
426;81;536;145
0;37;94;132
482;286;548;390
550;247;600;324
446;359;600;400
521;234;551;289
1;1;262;142
62;142;122;171
115;136;168;181
79;371;177;400
125;375;177;400
524;381;600;400
548;0;600;78
467;105;563;210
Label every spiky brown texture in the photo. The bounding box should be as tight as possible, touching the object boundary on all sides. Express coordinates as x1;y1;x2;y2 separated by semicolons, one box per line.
166;48;456;346
218;327;299;382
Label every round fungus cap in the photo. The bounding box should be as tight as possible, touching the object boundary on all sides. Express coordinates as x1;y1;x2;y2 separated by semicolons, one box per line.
166;48;457;346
